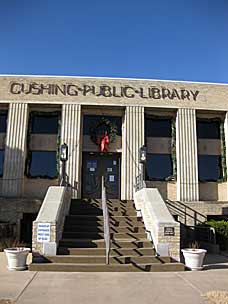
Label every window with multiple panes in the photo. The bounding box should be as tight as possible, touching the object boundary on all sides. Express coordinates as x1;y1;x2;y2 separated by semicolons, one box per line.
26;112;60;178
145;116;174;181
197;119;224;182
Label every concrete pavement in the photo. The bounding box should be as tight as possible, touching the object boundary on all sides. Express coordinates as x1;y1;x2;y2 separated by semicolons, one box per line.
0;253;228;304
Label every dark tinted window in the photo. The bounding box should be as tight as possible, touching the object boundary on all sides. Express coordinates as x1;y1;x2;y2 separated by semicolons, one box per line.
28;151;57;178
0;113;7;133
31;114;59;134
145;118;172;137
0;150;4;176
197;120;220;139
146;153;173;181
198;155;221;181
83;116;122;136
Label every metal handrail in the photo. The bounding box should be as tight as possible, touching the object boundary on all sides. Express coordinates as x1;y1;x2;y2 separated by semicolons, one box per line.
135;173;146;192
166;199;207;225
185;225;217;245
101;176;110;265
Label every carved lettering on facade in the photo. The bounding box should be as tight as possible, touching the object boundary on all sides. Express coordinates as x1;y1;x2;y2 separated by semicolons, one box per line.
9;82;200;101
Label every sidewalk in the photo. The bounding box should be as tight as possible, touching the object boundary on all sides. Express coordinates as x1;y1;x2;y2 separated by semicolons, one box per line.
0;253;228;304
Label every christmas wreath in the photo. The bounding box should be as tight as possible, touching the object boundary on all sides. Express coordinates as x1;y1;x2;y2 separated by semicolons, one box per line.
90;117;118;151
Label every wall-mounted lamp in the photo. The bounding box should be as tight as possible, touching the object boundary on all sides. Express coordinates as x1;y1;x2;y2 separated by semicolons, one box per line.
60;143;68;162
139;145;147;164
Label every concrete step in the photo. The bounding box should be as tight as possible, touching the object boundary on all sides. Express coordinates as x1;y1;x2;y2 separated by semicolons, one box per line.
65;215;143;225
63;225;146;234
62;232;147;240
43;255;171;264
69;209;137;216
71;199;134;205
64;219;144;228
59;239;153;248
70;204;136;211
29;262;185;272
58;247;156;256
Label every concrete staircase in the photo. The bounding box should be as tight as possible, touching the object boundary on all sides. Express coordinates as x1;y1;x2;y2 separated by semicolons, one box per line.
29;199;184;272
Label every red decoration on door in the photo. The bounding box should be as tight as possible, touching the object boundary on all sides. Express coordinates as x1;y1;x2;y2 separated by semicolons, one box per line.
97;132;110;152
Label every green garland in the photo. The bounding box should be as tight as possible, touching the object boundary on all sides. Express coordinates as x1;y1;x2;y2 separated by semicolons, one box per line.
90;117;118;145
219;121;227;182
197;118;227;182
25;111;61;179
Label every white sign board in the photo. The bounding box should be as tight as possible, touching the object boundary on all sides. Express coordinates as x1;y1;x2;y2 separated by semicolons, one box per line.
37;223;51;243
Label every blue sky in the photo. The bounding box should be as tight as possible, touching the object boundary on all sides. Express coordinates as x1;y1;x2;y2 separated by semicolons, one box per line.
0;0;228;83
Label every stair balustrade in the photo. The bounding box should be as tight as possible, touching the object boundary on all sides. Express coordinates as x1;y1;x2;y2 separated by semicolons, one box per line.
101;176;110;265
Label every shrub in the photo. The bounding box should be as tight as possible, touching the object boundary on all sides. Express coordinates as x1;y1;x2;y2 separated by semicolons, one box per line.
204;220;228;250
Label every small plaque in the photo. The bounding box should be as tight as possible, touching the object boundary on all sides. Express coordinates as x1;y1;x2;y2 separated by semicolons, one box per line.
164;227;175;236
37;223;51;242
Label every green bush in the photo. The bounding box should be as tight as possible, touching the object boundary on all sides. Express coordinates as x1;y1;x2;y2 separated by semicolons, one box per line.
205;220;228;250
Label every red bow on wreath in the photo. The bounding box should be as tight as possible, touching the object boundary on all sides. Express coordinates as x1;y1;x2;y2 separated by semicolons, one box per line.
97;131;110;152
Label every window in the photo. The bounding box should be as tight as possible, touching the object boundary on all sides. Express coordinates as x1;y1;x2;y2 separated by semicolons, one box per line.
145;118;172;137
0;113;7;133
30;113;59;134
28;151;57;178
26;112;60;179
146;154;173;181
197;118;224;182
197;120;220;139
145;115;175;181
0;150;4;177
198;155;221;182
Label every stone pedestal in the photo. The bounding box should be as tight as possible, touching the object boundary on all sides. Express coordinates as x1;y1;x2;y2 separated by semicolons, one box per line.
2;103;28;197
121;106;144;200
176;108;199;201
61;104;82;198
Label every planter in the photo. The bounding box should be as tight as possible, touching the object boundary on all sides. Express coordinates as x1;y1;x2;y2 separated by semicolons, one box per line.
181;248;207;271
4;247;30;271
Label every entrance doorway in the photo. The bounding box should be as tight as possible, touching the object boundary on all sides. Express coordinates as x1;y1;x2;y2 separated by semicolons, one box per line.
82;152;121;199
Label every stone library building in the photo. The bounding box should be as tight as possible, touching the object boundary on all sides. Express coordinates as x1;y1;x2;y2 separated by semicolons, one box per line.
1;74;228;271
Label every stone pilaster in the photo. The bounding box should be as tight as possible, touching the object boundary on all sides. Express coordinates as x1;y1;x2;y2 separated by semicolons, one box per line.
61;104;81;198
121;106;144;200
176;108;199;201
2;103;29;197
224;112;228;200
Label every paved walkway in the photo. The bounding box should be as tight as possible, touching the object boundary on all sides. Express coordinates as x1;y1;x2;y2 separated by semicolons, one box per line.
0;253;228;304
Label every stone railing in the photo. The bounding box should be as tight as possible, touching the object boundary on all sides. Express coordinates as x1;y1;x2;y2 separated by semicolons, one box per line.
32;186;71;256
134;188;180;261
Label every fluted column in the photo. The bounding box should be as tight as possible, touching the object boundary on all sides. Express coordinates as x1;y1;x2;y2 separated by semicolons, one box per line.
224;112;228;200
121;106;144;200
176;108;199;201
61;104;81;198
2;103;29;197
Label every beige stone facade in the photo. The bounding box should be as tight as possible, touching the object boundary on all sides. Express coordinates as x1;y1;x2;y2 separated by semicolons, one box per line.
0;74;228;231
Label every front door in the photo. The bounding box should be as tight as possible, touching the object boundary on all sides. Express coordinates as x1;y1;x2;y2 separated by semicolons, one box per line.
82;153;120;199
